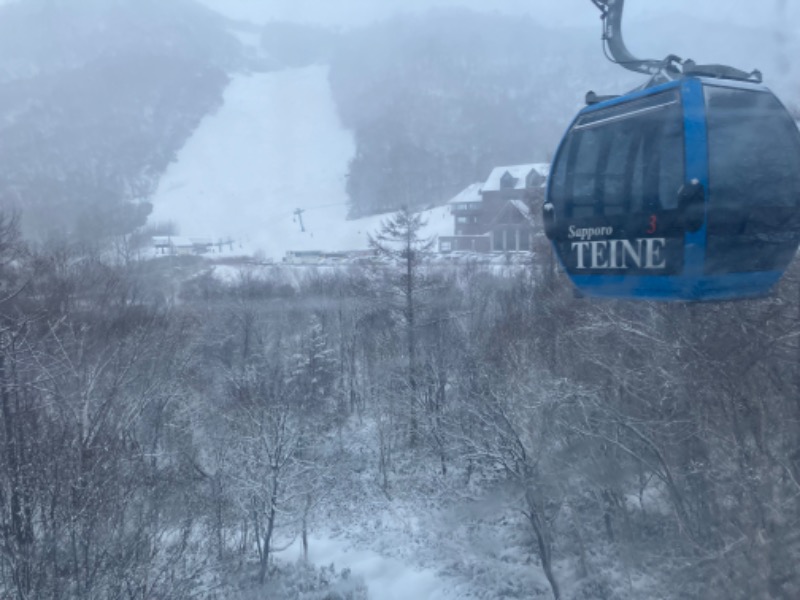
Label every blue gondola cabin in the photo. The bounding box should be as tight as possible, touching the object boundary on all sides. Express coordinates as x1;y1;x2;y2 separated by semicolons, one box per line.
543;76;800;301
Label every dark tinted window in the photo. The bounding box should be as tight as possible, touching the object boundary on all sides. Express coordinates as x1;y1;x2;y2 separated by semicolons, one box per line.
704;86;800;274
549;90;684;220
569;127;602;218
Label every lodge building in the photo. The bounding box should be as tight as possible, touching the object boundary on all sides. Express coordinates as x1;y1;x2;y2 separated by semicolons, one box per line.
438;163;549;253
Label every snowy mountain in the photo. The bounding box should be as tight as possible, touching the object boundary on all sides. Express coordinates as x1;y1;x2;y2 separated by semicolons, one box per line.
149;7;800;260
149;65;453;260
0;0;795;247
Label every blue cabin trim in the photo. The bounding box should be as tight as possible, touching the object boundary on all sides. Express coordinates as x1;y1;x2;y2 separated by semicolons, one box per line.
571;271;784;301
680;78;709;279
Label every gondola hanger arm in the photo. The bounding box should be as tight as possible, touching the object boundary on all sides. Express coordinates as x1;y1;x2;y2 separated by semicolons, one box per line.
590;0;761;83
590;0;680;77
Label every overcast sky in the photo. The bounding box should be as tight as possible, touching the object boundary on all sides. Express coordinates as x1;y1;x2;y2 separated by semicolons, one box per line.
195;0;799;90
198;0;799;31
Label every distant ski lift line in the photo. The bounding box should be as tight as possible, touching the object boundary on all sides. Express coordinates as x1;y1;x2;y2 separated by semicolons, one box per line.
289;202;354;234
541;0;800;301
293;208;306;232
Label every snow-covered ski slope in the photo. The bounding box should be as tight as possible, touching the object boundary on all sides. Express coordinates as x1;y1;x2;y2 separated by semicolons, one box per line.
150;66;452;260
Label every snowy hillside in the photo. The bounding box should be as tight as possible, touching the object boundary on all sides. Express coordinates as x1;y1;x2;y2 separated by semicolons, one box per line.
150;65;453;260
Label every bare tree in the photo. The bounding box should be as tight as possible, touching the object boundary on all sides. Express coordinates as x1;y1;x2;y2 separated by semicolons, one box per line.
0;234;204;600
457;367;571;600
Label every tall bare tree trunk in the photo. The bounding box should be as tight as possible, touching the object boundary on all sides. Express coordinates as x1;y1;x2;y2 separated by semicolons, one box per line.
524;488;560;600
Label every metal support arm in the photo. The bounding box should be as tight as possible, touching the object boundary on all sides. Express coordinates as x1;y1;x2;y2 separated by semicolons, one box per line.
590;0;761;84
591;0;679;76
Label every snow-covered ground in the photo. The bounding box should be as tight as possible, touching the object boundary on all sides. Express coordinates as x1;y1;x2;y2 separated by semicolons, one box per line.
286;535;456;600
150;65;453;261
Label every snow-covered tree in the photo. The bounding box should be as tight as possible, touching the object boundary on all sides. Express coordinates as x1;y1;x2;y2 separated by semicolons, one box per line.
369;207;434;447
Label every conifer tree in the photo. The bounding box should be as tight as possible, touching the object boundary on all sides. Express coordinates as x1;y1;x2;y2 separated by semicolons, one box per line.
369;207;434;445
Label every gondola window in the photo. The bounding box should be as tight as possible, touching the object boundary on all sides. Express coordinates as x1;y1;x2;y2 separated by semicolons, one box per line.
704;86;800;274
551;90;684;222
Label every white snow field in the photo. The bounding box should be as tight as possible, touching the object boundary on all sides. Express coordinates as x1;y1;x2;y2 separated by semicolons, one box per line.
150;65;453;261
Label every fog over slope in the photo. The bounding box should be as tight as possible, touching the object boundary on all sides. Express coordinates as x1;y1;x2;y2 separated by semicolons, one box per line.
196;0;800;31
0;0;244;239
0;0;796;242
0;3;800;600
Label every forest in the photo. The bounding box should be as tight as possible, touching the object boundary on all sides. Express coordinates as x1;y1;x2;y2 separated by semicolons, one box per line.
0;2;797;598
0;209;798;599
327;10;623;218
0;0;244;241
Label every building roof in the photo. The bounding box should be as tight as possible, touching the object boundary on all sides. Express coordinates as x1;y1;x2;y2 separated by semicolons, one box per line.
447;182;484;205
482;163;550;192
